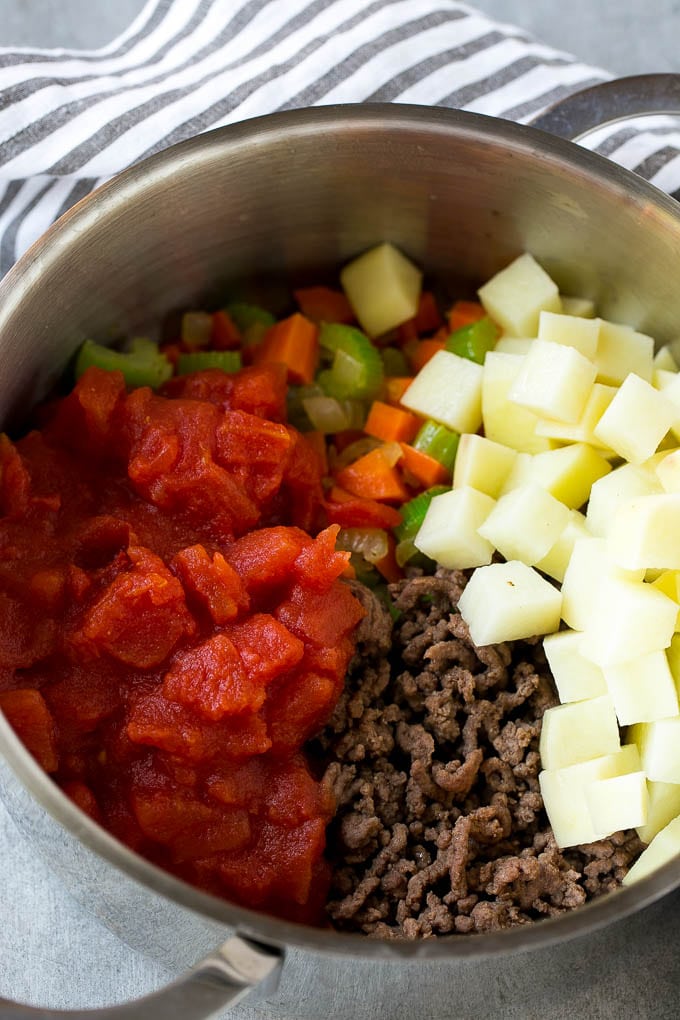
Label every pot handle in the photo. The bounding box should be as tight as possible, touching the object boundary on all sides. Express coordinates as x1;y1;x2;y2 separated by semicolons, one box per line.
531;72;680;141
0;933;282;1019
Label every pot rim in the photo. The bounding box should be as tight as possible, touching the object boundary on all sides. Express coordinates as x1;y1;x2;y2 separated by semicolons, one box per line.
2;101;680;962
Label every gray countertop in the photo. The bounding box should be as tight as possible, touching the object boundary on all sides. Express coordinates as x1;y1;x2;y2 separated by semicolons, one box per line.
2;2;680;1017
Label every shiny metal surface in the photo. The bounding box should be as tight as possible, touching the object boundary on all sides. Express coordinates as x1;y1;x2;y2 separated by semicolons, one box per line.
533;72;680;141
3;96;680;1015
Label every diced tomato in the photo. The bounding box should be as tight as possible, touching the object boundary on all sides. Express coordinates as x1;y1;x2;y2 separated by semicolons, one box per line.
211;310;241;350
172;545;249;625
227;614;305;686
291;524;350;593
163;634;256;719
0;689;58;772
324;486;403;529
293;286;354;324
276;580;365;649
226;527;309;603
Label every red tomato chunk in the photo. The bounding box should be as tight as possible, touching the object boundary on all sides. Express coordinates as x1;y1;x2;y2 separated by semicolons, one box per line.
0;366;364;924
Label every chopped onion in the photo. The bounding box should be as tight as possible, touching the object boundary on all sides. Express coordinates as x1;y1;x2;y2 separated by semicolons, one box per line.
302;396;350;433
336;527;389;564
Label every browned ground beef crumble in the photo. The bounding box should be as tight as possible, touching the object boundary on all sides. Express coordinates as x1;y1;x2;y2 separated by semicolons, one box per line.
317;568;643;938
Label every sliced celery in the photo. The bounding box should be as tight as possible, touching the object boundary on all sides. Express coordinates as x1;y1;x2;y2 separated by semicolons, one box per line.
412;419;460;471
445;317;498;364
394;485;449;543
75;339;172;390
226;301;275;332
176;351;242;376
318;323;383;400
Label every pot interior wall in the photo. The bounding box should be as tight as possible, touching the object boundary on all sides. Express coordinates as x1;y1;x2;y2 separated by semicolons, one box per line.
3;106;680;431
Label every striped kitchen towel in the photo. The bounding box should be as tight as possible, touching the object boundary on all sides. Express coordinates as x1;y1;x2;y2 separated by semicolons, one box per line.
1;0;680;277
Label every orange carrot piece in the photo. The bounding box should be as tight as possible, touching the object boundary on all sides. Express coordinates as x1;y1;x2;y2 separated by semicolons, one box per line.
447;300;485;333
254;312;319;385
409;339;446;373
293;286;355;324
325;486;403;529
384;376;415;405
211;310;242;350
399;443;451;488
373;534;403;584
397;291;443;343
364;401;421;444
335;447;410;503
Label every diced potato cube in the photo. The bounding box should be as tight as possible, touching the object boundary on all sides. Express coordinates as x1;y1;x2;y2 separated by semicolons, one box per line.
499;452;534;495
586;771;648;837
560;295;596;319
528;444;612;510
603;650;679;726
543;629;607;702
534;509;590;583
414;487;495;570
493;337;533;355
665;633;680;685
340;242;422;337
539;695;621;770
652;370;680;441
586;462;662;537
457;560;561;645
607;494;680;571
623;815;680;885
654;345;679;372
656;449;680;493
534;383;617;451
540;747;640;848
560;537;644;633
629;718;680;783
594;374;677;465
594;320;654;385
638;782;680;844
401;350;483;434
508;340;597;423
477;253;561;337
537;310;600;359
579;576;677;667
477;483;570;566
481;352;556;454
452;434;517;499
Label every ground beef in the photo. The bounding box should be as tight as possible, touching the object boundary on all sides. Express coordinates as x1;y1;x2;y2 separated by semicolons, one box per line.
317;568;643;938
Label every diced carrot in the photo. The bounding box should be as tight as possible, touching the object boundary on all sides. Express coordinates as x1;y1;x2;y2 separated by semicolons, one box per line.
293;286;354;324
325;486;403;529
447;300;485;333
384;377;414;405
253;313;319;385
335;446;409;502
373;533;403;583
302;430;329;475
399;443;451;488
397;291;443;343
364;401;421;444
409;339;446;373
211;310;242;350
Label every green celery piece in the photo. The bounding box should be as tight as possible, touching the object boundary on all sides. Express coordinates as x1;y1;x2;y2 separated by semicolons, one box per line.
412;419;460;471
394;485;449;543
176;350;242;376
75;339;172;389
381;346;410;377
318;322;383;400
226;301;275;332
445;317;498;364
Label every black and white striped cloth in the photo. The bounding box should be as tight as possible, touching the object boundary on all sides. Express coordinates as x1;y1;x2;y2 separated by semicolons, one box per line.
1;0;680;278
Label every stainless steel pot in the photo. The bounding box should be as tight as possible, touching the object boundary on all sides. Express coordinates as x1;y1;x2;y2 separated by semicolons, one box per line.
2;74;680;1020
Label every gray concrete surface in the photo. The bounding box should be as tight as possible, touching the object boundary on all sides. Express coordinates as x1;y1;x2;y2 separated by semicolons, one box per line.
1;1;680;1018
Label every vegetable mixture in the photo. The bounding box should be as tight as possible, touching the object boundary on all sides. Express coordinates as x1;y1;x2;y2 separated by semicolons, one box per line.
1;242;678;934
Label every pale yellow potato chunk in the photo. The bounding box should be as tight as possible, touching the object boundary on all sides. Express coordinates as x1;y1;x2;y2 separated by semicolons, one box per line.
560;295;596;318
413;487;495;570
534;509;590;583
638;781;680;844
594;320;654;385
624;815;680;885
586;771;648;838
586;462;661;537
457;560;561;646
654;345;679;372
508;340;597;423
594;373;677;465
539;695;620;770
477;483;570;566
537;310;600;358
477;253;561;337
560;537;644;633
401;350;483;435
340;242;422;337
656;449;680;493
543;629;607;703
579;576;677;668
481;352;556;454
534;382;617;451
603;650;679;726
607;494;680;571
492;337;533;355
452;434;517;499
629;718;680;784
528;443;612;510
